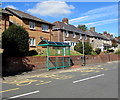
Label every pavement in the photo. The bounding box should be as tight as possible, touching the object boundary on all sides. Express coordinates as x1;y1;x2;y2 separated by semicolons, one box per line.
1;61;119;99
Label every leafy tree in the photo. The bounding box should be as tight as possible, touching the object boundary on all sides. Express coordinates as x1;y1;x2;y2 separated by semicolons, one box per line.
2;24;29;57
95;48;101;54
77;25;88;32
112;39;118;48
74;42;93;55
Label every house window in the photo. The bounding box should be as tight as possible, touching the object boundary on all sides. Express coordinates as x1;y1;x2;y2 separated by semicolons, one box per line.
73;32;76;38
29;38;36;46
84;35;87;40
42;24;49;32
79;34;82;39
65;31;69;37
29;21;35;29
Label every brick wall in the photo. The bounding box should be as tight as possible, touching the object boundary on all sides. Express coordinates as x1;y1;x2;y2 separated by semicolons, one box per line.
4;54;119;73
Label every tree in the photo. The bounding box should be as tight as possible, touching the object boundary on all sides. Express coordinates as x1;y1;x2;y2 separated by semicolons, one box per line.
74;42;93;55
95;48;101;54
77;25;88;32
112;39;118;48
2;24;29;57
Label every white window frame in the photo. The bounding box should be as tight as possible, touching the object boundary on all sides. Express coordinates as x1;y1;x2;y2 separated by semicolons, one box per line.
73;32;76;38
65;31;69;37
29;21;35;29
42;24;49;32
29;38;36;46
79;34;82;39
84;35;87;40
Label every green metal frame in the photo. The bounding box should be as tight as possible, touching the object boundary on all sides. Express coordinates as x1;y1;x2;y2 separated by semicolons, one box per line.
38;40;71;70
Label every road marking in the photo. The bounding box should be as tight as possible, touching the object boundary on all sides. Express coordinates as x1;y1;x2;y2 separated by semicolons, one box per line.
73;74;104;84
8;90;40;99
0;88;20;93
36;81;51;85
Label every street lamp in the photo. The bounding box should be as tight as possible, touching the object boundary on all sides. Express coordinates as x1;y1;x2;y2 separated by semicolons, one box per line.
82;36;85;66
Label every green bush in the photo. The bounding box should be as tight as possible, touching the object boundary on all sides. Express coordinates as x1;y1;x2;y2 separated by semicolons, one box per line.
91;50;97;55
107;48;114;52
2;24;29;57
103;50;109;54
115;49;120;54
95;48;101;54
74;42;93;55
28;50;38;56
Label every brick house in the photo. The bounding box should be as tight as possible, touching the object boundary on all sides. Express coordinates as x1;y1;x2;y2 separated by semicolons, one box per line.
52;18;89;50
0;8;12;33
5;7;54;49
0;8;12;53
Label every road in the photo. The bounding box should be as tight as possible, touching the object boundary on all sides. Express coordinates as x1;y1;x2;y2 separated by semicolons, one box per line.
1;61;119;99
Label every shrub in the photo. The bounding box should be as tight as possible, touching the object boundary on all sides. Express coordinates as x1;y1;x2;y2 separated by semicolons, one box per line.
28;50;38;56
91;50;97;55
36;48;45;55
2;24;29;57
74;42;93;55
107;48;114;52
95;48;101;54
103;50;109;54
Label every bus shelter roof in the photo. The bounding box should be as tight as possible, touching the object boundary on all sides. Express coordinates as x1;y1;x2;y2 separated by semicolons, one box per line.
37;40;71;47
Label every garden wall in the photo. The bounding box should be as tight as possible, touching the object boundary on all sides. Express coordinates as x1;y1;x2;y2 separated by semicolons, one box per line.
4;54;119;73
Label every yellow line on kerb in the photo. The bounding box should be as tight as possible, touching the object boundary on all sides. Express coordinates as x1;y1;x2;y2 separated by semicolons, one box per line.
0;88;20;93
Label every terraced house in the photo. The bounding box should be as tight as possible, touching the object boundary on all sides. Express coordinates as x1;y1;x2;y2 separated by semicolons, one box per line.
52;18;89;50
5;7;53;49
86;27;114;51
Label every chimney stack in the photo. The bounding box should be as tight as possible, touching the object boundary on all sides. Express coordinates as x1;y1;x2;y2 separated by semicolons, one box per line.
62;18;69;24
110;34;113;37
103;31;107;36
107;33;110;37
90;27;95;32
99;33;102;35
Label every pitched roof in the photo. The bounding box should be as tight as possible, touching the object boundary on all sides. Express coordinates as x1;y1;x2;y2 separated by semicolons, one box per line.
53;21;86;35
86;30;109;40
0;8;12;15
5;7;53;25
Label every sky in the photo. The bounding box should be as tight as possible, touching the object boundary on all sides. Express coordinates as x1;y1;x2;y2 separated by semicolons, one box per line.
2;1;119;37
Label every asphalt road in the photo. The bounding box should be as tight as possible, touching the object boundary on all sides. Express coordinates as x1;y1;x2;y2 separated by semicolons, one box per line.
1;61;119;99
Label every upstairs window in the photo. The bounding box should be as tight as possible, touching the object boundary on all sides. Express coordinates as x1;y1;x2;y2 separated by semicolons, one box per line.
29;38;36;46
65;31;69;37
79;34;82;39
73;32;76;38
42;24;49;32
84;35;87;40
29;21;35;29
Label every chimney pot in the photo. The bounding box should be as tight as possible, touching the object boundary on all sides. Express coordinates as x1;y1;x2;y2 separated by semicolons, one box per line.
103;31;107;35
62;18;69;24
90;27;95;32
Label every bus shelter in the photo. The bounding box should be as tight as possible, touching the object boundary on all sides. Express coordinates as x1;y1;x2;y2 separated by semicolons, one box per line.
38;40;71;70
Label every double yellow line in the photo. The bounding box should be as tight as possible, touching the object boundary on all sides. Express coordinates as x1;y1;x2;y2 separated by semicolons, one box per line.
0;88;20;93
